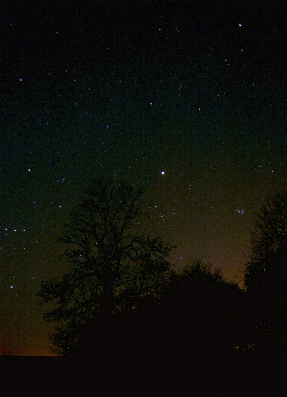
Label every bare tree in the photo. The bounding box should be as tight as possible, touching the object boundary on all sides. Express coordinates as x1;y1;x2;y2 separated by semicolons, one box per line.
245;189;287;293
37;177;174;355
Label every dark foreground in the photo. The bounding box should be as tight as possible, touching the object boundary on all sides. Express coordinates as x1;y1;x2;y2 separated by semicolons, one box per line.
0;349;283;392
1;346;238;374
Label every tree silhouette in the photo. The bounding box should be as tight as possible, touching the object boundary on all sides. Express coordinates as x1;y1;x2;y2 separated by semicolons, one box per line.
245;189;287;293
113;259;244;357
37;177;174;356
244;189;287;351
159;260;244;353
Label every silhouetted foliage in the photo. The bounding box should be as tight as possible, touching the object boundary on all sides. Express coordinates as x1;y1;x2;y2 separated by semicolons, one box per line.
159;260;245;354
245;189;287;293
37;177;174;355
244;189;287;352
76;259;245;359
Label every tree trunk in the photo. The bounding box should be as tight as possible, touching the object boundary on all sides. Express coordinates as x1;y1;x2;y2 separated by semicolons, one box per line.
100;274;115;322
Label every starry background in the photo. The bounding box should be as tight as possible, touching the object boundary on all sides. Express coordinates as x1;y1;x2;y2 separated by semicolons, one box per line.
1;0;286;356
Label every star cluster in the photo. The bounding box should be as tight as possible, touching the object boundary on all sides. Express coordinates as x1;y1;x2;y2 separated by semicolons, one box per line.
1;1;286;355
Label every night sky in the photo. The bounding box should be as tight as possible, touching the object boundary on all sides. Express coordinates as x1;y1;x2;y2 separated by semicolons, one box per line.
1;0;286;356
